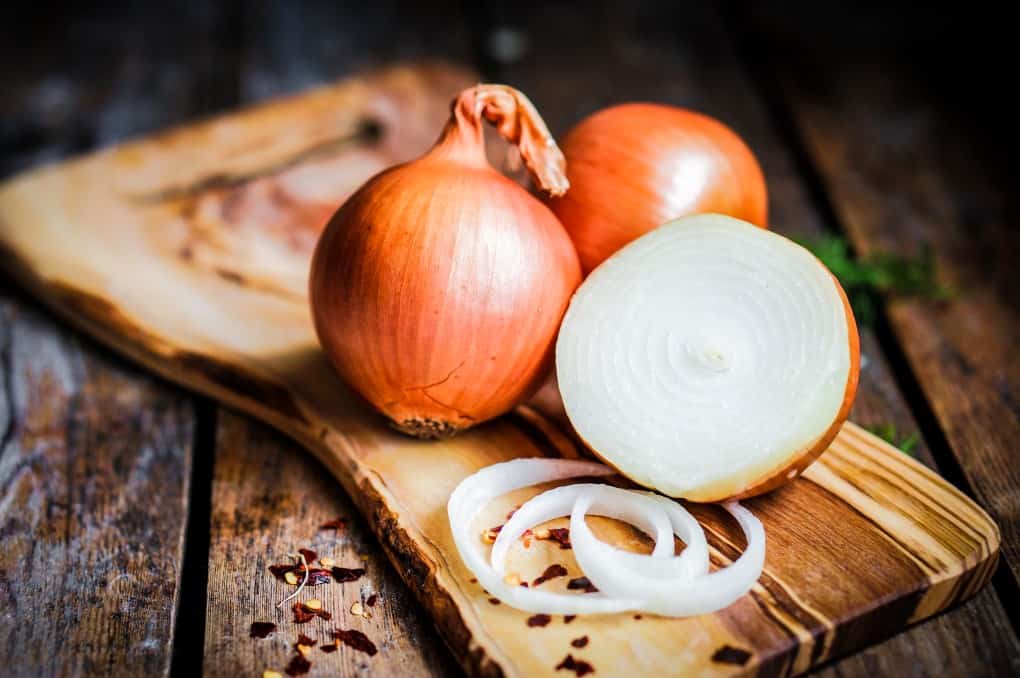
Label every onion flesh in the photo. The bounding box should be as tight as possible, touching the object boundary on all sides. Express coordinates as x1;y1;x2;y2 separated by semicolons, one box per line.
571;497;764;615
556;214;859;501
448;458;765;617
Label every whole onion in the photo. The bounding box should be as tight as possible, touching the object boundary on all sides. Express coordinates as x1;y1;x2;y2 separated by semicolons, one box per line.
549;103;768;273
310;85;581;438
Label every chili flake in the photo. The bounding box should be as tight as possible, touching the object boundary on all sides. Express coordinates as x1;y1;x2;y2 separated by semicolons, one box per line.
527;614;552;627
292;602;332;624
567;577;598;593
571;636;589;648
320;643;339;653
333;628;378;656
320;517;348;530
249;622;277;638
564;615;577;624
331;567;366;583
711;645;752;666
366;593;379;607
555;653;595;676
533;564;568;587
284;654;311;675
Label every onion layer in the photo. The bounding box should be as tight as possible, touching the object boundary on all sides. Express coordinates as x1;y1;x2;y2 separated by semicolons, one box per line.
548;103;768;273
448;458;765;617
556;214;860;501
310;85;580;439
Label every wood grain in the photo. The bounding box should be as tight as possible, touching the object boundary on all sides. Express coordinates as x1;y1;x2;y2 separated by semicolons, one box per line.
0;63;1001;677
199;5;470;676
0;1;235;674
203;410;459;677
741;2;1020;592
0;286;194;676
489;2;1020;672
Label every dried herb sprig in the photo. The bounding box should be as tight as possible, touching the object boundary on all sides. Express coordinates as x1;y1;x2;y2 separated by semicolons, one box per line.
797;236;952;325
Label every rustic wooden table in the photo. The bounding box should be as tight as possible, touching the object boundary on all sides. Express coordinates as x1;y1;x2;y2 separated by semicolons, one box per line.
2;1;1017;676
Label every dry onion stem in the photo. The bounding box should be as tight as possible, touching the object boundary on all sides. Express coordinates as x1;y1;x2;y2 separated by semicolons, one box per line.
277;552;310;608
310;84;581;439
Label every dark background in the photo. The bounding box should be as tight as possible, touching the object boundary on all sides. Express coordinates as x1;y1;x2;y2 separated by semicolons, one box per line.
1;1;1018;676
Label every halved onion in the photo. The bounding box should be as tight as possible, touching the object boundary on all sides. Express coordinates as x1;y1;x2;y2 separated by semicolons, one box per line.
556;214;860;501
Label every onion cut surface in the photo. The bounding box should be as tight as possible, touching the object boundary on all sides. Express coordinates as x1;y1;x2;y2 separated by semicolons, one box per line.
557;214;860;501
448;458;765;617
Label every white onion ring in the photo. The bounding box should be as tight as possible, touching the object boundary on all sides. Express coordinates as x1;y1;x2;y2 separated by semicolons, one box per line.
491;484;708;580
491;483;673;568
447;458;642;614
448;458;765;617
571;496;764;615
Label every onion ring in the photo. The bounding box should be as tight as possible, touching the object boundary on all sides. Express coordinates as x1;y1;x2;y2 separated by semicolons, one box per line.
571;496;764;615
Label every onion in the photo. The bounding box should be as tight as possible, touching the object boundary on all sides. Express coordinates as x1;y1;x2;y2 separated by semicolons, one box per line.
310;85;581;438
447;459;642;614
548;103;768;272
571;497;764;615
448;458;765;617
556;214;860;501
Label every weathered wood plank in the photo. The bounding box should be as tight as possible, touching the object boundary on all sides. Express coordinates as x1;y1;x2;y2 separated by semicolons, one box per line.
0;285;195;676
739;1;1020;592
488;0;1020;674
199;2;472;675
0;1;238;675
203;410;459;677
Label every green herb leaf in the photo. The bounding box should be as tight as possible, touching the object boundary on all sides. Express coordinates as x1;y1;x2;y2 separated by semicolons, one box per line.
796;236;952;326
864;422;921;456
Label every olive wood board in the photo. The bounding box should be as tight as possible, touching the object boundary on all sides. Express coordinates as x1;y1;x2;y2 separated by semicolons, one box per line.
0;64;999;678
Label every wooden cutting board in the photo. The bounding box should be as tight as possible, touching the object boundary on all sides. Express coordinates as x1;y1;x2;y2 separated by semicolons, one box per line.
0;64;999;678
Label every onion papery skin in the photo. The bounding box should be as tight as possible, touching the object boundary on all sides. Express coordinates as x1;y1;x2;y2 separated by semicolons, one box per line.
310;86;581;438
548;103;768;273
556;214;860;502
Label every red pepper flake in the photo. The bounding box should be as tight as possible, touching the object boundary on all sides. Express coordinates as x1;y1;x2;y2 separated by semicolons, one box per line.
571;636;589;648
292;603;315;624
249;621;277;638
488;598;501;605
298;548;318;564
366;593;378;607
304;568;331;586
469;578;478;584
331;567;366;583
633;614;642;620
506;505;520;520
320;517;348;530
294;633;317;651
284;654;312;676
333;628;378;656
269;563;300;580
320;643;339;653
555;654;595;676
567;577;598;593
270;563;332;586
543;527;572;549
533;564;568;587
527;614;552;627
292;603;332;624
711;645;752;666
564;615;577;624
